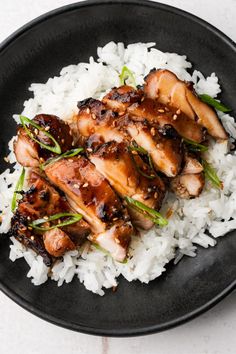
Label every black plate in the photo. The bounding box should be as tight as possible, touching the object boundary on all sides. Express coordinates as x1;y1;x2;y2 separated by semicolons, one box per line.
0;0;236;337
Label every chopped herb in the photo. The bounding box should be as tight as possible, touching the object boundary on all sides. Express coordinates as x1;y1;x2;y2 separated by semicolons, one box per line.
183;138;208;152
199;94;231;113
124;196;168;227
93;244;128;263
42;147;84;169
20;115;61;154
29;212;82;231
119;66;136;87
11;168;25;212
202;159;222;189
129;144;148;155
129;144;158;179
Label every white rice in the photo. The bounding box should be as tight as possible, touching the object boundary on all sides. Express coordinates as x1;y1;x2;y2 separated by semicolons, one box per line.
1;42;236;295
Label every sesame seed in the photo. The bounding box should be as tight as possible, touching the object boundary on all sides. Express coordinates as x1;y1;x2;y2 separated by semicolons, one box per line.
34;128;39;135
69;130;73;136
164;107;169;112
57;219;61;224
176;109;181;115
154;192;158;199
173;114;178;120
44;126;50;131
72;141;75;146
158;109;165;113
87;148;93;153
28;226;33;231
39;157;45;163
141;96;145;102
113;217;118;221
43;216;49;220
4;157;9;163
86;108;90;114
147;187;152;193
150;127;156;136
27;216;31;221
68;159;73;162
131;150;138;155
91;113;96;120
30;236;34;241
83;182;88;188
115;238;120;244
73;183;80;189
61;139;65;144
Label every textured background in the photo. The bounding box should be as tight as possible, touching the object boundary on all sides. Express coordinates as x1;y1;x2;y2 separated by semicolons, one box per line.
0;1;235;353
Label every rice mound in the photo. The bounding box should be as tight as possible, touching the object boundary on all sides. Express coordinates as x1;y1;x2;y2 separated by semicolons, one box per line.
1;42;236;295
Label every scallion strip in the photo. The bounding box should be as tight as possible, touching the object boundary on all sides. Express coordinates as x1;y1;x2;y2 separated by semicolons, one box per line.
183;138;208;152
199;94;231;113
20;115;61;154
93;244;128;263
202;159;222;189
11;168;25;212
29;212;82;231
129;144;159;179
119;66;136;87
125;196;168;227
42;147;84;169
129;150;155;179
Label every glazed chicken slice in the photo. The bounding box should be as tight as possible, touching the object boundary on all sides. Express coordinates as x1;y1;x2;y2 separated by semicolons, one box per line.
144;69;228;140
102;85;143;113
181;153;203;175
10;171;90;264
121;117;183;177
89;141;166;229
14;114;74;167
171;173;205;199
170;153;205;198
45;156;133;262
72;98;125;145
127;98;205;143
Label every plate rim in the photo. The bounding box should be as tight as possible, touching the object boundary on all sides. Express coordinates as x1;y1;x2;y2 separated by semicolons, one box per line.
0;0;235;337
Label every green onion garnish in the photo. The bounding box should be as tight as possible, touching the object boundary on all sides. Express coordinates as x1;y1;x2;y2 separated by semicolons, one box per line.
93;244;128;263
199;94;231;113
20;115;61;154
11;168;25;212
183;138;208;152
119;66;136;88
29;212;82;231
129;149;155;180
129;144;159;179
42;147;84;169
125;196;168;227
129;144;148;155
202;159;222;189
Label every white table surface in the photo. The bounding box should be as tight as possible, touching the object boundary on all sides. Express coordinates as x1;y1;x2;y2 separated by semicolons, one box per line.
0;0;236;353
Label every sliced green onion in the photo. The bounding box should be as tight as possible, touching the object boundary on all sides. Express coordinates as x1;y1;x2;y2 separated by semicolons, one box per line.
183;138;208;152
125;196;168;227
93;244;128;263
119;66;136;88
129;150;155;180
199;94;231;113
129;144;148;155
20;115;61;154
11;168;25;212
202;159;223;189
129;144;159;179
42;148;84;169
29;212;82;231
